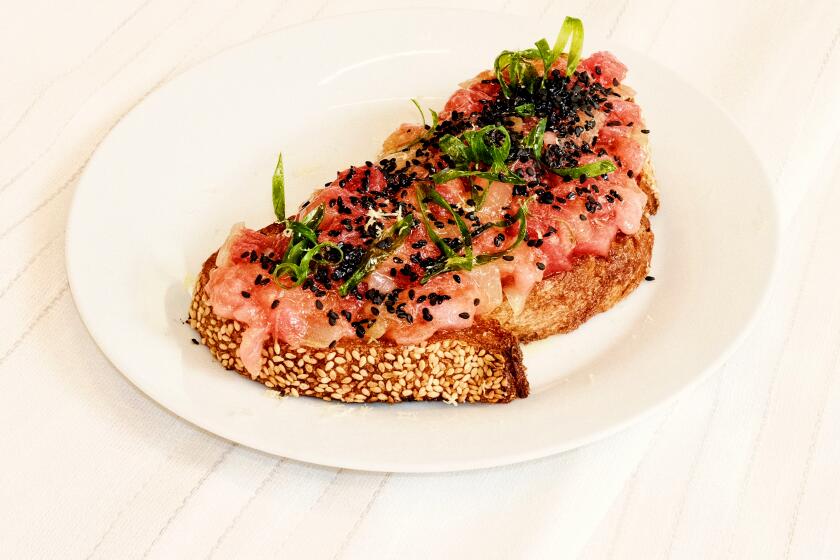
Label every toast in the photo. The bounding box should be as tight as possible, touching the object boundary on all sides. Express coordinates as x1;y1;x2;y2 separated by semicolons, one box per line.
188;19;658;404
188;166;656;404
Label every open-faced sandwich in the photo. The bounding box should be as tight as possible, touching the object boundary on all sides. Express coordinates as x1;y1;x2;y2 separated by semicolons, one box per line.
188;17;659;404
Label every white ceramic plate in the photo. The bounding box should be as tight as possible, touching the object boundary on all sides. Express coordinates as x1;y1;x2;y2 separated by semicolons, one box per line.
66;9;778;472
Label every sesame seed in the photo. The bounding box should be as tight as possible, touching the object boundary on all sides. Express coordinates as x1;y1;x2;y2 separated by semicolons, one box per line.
473;298;480;306
271;299;280;309
241;291;251;298
645;275;655;281
191;338;199;345
459;312;470;319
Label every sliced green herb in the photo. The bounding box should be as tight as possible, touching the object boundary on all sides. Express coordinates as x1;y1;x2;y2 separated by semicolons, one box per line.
432;125;526;189
410;98;427;128
431;168;502;184
285;221;318;244
417;188;531;283
470;178;490;210
338;214;415;296
272;152;285;221
272;242;341;287
404;99;440;149
475;201;529;265
494;16;586;98
437;134;471;163
553;16;585;76
514;103;536;116
522;117;548;160
416;184;477;284
549;159;616;179
268;151;343;287
494;48;541;98
534;37;555;82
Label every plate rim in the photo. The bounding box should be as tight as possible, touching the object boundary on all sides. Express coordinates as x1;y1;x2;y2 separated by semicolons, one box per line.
65;7;780;473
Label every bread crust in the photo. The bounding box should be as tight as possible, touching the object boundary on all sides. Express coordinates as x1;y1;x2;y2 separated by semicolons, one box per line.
489;158;659;342
188;159;656;404
189;253;529;404
189;68;661;405
487;215;652;341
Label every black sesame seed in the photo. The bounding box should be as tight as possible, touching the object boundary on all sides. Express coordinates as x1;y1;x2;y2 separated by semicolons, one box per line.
536;262;546;270
241;291;251;298
502;255;515;261
458;312;470;319
191;338;199;345
422;308;433;322
641;129;650;134
473;298;480;306
645;275;655;281
315;299;324;310
271;299;280;309
453;274;461;283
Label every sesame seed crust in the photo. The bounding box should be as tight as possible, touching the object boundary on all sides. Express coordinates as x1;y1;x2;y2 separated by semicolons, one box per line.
189;254;528;404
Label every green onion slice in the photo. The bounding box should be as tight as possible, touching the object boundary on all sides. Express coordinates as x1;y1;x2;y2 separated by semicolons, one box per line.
271;242;340;287
338;214;415;296
514;103;535;116
432;125;526;187
494;16;586;97
550;159;616;179
410;98;427;127
416;184;478;284
404;99;440;149
272;152;285;221
553;16;585;76
522;117;548;160
474;201;530;265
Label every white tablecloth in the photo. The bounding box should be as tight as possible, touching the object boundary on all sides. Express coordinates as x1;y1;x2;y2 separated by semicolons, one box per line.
2;1;839;558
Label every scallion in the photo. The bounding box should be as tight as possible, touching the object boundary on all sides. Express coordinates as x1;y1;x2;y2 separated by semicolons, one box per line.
549;159;616;179
272;152;285;221
338;214;415;296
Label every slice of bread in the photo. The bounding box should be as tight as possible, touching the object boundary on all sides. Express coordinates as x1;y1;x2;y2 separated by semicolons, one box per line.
187;160;657;403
